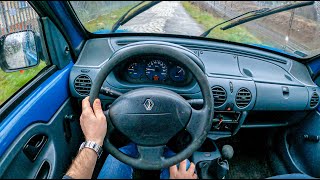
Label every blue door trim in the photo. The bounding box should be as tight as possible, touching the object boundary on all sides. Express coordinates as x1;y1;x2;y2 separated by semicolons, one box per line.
0;62;73;157
308;58;320;75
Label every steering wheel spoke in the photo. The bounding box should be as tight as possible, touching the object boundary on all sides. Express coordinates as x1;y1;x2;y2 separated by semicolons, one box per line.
136;145;166;166
104;110;115;139
186;108;209;141
186;99;203;107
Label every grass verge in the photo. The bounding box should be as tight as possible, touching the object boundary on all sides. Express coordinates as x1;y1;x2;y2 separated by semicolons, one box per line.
0;61;47;105
182;1;262;45
83;2;148;33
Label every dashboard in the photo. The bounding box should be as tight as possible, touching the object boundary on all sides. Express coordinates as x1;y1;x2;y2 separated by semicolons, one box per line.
69;35;320;137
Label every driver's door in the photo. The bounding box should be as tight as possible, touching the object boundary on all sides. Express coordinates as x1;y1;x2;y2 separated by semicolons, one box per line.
0;1;82;178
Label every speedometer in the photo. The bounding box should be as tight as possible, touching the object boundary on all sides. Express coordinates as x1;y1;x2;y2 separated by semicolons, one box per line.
145;60;167;81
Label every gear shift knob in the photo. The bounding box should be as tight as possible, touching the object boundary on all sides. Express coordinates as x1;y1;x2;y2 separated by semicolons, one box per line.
199;145;234;179
221;145;234;160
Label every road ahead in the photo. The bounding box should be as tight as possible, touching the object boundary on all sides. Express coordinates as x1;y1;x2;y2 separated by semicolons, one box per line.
122;1;204;36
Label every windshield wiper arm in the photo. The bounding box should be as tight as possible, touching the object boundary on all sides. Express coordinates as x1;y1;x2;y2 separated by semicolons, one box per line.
221;1;314;31
200;8;269;37
111;1;161;33
201;1;314;37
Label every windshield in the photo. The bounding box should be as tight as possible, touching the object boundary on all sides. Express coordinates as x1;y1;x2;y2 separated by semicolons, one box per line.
70;1;320;59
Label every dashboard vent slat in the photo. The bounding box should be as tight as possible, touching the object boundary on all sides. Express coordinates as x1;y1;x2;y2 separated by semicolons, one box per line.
212;86;227;107
74;75;92;96
235;88;251;108
310;93;319;108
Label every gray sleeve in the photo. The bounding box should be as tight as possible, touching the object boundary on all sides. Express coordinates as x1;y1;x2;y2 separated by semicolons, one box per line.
62;175;73;179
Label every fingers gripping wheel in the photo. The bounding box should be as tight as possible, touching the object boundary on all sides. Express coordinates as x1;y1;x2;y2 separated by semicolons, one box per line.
89;43;214;170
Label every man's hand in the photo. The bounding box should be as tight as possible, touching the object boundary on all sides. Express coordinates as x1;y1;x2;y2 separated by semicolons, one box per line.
65;97;107;179
80;97;107;146
169;160;197;179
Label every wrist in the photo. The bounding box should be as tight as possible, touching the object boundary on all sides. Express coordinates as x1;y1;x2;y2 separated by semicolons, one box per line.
81;147;98;158
85;137;104;146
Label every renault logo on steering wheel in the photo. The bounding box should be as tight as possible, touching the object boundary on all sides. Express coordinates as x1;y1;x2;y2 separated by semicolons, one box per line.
144;99;154;111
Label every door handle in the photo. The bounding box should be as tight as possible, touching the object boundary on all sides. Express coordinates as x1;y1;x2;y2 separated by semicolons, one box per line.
23;134;47;162
35;161;50;179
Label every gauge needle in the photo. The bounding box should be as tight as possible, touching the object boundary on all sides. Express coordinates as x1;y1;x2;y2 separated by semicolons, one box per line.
178;69;182;73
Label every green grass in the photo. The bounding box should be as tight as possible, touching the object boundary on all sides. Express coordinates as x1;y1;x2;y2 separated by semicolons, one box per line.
0;61;47;105
83;2;148;33
182;1;262;45
83;5;132;32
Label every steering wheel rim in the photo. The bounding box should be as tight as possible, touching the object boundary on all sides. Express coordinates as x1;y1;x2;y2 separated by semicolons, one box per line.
89;43;214;170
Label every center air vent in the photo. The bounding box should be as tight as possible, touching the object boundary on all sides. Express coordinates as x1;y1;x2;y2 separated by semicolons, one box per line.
310;92;319;108
235;88;251;108
74;75;92;95
212;86;227;107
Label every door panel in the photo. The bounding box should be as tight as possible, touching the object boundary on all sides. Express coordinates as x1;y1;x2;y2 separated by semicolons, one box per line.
278;111;320;178
0;62;72;157
0;62;83;178
0;98;82;178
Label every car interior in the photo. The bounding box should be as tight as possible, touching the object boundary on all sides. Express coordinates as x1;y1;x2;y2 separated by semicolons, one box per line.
0;1;319;179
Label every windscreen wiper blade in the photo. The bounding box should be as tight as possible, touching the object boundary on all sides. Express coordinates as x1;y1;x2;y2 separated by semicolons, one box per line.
200;8;269;37
220;1;314;31
111;1;161;33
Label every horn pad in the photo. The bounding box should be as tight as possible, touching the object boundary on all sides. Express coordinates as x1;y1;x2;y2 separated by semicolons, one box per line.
109;88;192;146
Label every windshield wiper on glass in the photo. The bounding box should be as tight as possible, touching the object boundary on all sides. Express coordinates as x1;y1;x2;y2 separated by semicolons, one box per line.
200;8;269;37
221;1;314;31
201;1;314;37
111;1;161;33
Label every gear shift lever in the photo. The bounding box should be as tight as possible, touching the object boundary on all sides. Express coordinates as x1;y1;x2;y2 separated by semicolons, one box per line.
208;145;234;179
197;145;234;179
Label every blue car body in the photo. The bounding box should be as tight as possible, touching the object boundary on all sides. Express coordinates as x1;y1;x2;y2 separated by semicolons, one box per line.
0;1;320;179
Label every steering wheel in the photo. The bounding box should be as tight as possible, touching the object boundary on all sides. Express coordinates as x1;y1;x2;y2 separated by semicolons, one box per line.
89;43;214;170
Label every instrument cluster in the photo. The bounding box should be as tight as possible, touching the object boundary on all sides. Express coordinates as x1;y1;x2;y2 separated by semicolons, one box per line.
115;55;193;86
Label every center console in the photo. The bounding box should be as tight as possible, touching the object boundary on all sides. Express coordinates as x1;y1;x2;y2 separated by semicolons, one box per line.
208;111;248;140
191;139;234;179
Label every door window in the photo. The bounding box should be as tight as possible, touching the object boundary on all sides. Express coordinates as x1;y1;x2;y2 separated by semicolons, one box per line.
0;1;49;106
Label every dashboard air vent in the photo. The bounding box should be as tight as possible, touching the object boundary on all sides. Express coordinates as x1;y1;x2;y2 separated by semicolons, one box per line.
74;75;92;95
235;88;251;108
310;92;319;108
212;86;227;107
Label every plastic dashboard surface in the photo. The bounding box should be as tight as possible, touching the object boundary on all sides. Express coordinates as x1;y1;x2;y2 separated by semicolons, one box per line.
69;36;320;113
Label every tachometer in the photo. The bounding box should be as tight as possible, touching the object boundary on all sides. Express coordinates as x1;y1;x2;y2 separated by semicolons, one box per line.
127;62;144;79
170;66;186;82
145;60;167;81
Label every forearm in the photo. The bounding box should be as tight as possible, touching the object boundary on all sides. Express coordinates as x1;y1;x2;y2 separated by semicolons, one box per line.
65;148;98;179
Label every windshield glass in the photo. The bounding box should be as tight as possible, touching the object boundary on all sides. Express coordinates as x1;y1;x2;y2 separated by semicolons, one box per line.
70;1;320;59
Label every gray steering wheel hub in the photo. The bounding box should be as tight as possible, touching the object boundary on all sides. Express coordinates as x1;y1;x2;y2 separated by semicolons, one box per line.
109;87;192;146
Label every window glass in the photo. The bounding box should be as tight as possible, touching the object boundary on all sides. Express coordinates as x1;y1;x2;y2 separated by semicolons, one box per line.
0;1;49;106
